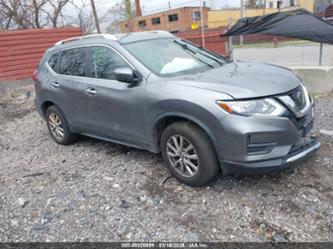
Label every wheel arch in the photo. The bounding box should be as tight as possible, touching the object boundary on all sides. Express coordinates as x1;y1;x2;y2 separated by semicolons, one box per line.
151;112;219;157
41;100;56;117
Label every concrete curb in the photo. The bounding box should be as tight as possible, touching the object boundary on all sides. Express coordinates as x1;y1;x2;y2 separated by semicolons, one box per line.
290;67;333;95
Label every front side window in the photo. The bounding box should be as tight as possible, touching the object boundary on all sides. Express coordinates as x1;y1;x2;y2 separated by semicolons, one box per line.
124;38;227;77
59;48;86;76
168;14;178;22
91;46;128;80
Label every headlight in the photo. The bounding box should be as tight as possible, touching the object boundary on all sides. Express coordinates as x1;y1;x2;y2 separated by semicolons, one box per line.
216;98;286;116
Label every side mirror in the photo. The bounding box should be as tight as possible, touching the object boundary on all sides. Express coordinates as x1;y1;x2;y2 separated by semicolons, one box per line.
114;67;140;84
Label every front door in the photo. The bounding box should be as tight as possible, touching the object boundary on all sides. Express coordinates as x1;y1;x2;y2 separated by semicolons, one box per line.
87;46;148;148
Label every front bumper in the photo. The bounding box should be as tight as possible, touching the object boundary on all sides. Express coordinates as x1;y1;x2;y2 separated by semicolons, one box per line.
223;137;320;175
209;98;320;175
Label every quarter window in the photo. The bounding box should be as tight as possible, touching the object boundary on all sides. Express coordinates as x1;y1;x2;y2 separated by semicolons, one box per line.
168;14;178;22
90;46;128;80
59;48;86;76
48;52;60;73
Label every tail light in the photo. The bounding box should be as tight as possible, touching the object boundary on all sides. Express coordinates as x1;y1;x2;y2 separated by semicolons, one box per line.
32;70;38;81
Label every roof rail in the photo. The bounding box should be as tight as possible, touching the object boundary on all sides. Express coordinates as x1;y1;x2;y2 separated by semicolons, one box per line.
54;34;118;46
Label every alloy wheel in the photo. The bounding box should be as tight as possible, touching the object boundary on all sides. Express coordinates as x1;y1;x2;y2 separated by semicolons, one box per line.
48;112;64;141
166;134;199;178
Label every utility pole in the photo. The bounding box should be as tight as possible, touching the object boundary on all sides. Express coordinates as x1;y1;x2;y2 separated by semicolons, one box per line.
124;0;133;32
228;17;233;60
199;0;205;48
240;0;244;46
263;0;267;15
90;0;101;33
168;0;171;10
319;5;326;66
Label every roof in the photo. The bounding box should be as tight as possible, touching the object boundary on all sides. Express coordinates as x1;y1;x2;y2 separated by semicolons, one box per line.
53;31;175;48
118;30;175;43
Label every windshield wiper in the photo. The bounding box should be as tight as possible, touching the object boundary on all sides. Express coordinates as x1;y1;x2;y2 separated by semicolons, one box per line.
174;40;224;66
173;40;215;68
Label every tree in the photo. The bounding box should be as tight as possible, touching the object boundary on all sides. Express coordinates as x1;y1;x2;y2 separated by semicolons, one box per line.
48;0;71;28
103;0;136;33
246;0;265;9
65;0;95;34
0;0;33;29
0;0;78;30
32;0;48;28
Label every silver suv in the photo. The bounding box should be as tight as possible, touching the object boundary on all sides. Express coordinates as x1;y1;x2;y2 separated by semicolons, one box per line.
33;31;320;186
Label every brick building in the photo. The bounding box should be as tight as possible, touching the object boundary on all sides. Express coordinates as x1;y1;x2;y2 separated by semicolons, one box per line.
120;6;209;33
324;4;333;20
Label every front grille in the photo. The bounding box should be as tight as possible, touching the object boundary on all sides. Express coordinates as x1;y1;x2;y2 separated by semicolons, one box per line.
288;136;317;156
283;106;313;130
289;86;307;110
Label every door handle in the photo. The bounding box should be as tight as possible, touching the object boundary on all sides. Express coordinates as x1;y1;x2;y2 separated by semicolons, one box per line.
51;82;60;88
85;88;97;96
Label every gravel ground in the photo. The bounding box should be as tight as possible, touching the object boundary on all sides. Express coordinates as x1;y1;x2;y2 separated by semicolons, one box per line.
0;84;332;242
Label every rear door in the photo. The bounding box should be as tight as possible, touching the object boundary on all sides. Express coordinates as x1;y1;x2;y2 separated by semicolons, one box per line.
48;47;94;132
86;45;148;148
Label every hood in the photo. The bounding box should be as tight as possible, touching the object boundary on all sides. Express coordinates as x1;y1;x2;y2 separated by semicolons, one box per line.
169;61;301;99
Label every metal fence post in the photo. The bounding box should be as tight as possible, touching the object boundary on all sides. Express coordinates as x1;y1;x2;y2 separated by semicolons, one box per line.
228;17;233;60
319;43;323;66
240;0;244;47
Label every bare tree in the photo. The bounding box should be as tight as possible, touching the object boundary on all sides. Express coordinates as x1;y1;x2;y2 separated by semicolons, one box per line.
65;0;95;34
104;0;136;33
0;0;33;29
47;0;71;27
32;0;48;28
246;0;265;8
78;9;95;34
0;0;76;30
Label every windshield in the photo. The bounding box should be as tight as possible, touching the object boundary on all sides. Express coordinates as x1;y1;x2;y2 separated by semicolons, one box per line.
124;38;228;77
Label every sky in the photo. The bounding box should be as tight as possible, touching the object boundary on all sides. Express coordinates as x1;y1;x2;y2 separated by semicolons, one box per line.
92;0;240;17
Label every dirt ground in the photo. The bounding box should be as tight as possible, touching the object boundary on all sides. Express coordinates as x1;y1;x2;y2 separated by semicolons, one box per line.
0;82;332;242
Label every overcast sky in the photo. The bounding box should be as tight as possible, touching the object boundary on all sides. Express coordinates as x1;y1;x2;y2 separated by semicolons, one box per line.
91;0;240;17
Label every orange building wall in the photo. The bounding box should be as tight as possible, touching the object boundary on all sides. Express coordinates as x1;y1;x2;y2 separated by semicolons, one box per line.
120;7;209;33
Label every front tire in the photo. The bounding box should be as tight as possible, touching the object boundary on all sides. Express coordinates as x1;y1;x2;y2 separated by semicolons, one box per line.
45;105;77;145
160;121;219;186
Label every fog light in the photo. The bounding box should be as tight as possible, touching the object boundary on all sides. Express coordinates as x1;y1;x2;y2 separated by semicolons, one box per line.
247;143;276;156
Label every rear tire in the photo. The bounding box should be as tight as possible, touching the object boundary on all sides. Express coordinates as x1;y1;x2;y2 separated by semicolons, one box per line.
45;105;77;145
160;121;220;186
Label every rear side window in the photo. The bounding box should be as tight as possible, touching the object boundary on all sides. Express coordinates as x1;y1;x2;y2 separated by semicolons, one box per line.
91;46;128;80
59;47;86;76
48;52;60;73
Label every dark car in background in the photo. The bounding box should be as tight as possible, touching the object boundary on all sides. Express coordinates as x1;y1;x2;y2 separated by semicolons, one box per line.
33;31;320;186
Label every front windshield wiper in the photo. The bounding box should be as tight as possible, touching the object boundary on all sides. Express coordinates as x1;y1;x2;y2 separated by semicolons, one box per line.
173;40;215;68
174;40;224;66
